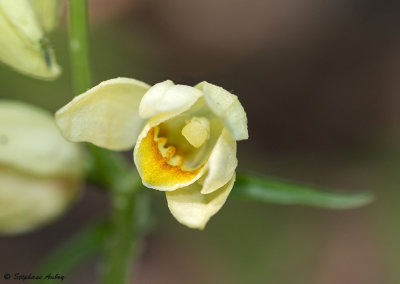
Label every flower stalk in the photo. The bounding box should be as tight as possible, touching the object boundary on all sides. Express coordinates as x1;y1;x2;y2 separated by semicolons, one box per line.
68;0;144;283
68;0;91;95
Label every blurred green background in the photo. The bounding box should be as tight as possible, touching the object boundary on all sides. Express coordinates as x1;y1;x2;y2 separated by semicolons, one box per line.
1;0;400;283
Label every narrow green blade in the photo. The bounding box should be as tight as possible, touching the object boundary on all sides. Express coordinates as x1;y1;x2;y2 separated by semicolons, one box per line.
232;174;374;209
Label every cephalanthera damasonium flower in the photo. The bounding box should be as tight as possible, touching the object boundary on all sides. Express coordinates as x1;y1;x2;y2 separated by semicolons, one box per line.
0;0;61;79
0;101;83;234
56;78;248;229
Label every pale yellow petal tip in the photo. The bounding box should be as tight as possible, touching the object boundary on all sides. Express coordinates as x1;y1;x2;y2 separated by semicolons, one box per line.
195;81;249;141
139;80;174;118
174;215;208;230
37;66;62;81
166;195;209;230
134;126;206;191
5;42;62;81
139;81;202;119
166;175;236;230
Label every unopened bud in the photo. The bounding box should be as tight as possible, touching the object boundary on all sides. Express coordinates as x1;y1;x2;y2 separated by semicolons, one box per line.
0;101;83;234
0;0;61;79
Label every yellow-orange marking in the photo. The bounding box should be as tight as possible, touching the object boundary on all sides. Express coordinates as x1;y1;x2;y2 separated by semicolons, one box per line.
137;127;205;188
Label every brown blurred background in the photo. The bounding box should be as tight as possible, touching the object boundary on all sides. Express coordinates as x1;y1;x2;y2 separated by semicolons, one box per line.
1;0;400;283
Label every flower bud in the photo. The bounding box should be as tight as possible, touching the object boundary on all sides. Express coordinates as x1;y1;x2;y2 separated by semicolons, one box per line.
30;0;61;33
0;0;61;79
0;101;83;234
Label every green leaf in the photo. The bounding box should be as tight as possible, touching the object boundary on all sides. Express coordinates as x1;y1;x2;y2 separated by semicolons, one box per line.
34;221;109;284
232;174;374;209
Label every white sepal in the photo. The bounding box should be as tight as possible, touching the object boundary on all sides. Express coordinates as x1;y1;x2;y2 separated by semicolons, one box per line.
56;78;150;151
166;174;236;230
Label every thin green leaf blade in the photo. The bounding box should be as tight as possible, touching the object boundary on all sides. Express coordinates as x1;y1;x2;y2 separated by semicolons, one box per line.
232;174;374;209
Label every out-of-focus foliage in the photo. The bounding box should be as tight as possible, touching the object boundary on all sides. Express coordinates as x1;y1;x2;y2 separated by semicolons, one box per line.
35;222;109;283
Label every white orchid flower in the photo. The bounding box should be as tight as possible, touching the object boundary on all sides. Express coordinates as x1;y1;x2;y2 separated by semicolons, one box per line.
0;0;61;79
0;101;83;234
56;78;248;229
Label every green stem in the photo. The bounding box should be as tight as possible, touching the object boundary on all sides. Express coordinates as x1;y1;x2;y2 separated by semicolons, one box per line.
68;1;145;283
102;174;144;284
68;0;91;94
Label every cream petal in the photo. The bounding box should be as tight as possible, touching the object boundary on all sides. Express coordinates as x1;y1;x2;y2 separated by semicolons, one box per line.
201;128;237;194
0;100;82;178
0;0;61;79
56;78;150;151
195;81;248;141
30;0;60;33
0;0;42;38
139;80;203;119
166;174;235;230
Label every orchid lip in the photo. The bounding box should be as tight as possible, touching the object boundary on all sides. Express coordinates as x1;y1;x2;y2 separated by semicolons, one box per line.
135;126;207;191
